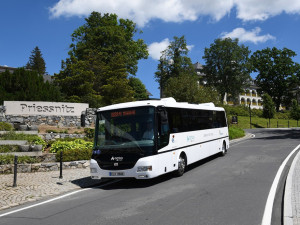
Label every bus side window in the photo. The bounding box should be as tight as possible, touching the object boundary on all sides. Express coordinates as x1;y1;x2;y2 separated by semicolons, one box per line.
158;108;170;149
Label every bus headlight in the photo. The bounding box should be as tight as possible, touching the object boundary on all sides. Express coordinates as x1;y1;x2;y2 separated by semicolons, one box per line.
137;166;152;172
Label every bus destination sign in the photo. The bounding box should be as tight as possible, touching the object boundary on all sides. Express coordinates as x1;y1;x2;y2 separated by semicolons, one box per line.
111;110;136;118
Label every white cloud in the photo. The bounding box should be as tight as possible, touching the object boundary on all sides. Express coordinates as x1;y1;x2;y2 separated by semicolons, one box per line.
148;38;170;60
221;27;275;44
235;0;300;21
49;0;300;26
147;39;195;60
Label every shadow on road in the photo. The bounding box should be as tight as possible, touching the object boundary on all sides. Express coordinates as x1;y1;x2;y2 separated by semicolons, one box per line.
249;128;300;140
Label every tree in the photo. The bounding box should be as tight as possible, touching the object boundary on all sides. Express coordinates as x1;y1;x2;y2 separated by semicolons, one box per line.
164;74;200;103
54;12;148;107
26;46;46;75
290;99;300;126
0;68;62;103
54;56;101;106
262;93;275;126
202;38;251;103
155;36;196;97
128;77;148;100
251;47;300;111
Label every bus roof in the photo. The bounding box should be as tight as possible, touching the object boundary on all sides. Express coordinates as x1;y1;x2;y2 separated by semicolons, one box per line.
97;98;225;112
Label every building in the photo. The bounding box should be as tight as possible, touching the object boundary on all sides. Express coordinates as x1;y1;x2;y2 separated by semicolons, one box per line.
193;62;263;109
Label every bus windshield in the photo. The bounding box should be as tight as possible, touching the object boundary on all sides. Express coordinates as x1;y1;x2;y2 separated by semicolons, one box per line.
95;106;155;154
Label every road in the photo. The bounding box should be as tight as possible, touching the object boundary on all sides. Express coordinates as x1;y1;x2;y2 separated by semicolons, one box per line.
1;129;299;225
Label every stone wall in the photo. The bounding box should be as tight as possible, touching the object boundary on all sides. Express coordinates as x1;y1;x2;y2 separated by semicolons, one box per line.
41;133;86;141
0;106;97;128
0;160;90;174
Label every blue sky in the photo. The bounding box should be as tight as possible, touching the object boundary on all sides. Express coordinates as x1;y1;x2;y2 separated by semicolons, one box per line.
1;0;300;99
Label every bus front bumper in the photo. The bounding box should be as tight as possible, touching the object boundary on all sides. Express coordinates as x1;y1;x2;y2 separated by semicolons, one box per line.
90;159;155;179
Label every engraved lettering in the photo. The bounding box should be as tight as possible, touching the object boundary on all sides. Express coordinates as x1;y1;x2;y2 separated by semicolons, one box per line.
20;104;27;112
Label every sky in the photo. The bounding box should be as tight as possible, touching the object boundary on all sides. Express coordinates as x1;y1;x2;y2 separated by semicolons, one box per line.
1;0;300;99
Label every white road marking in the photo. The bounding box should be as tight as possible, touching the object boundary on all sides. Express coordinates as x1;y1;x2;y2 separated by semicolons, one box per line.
0;179;120;218
261;144;300;225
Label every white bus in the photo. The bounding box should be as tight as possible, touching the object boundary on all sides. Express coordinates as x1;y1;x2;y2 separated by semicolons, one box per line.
90;98;229;179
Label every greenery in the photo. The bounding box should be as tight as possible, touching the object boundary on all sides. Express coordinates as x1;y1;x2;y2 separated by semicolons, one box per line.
0;122;13;131
251;47;300;111
202;38;251;102
128;77;148;100
54;12;148;107
155;36;196;97
229;115;299;129
0;145;19;153
0;155;40;165
262;93;276;120
84;128;95;139
49;139;93;153
229;127;245;140
55;148;92;162
26;46;46;75
0;68;62;104
290;99;300;121
0;132;46;150
46;129;69;134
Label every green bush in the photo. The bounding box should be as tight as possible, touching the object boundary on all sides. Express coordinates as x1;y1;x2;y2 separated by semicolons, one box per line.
55;148;92;162
0;132;46;149
0;122;13;131
0;155;40;165
84;128;95;139
275;111;290;120
229;127;245;140
0;145;19;153
50;139;93;153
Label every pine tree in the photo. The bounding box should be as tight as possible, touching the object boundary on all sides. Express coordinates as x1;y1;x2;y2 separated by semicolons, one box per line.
26;46;46;75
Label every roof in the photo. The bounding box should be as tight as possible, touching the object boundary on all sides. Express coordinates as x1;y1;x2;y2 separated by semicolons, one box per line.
97;98;224;112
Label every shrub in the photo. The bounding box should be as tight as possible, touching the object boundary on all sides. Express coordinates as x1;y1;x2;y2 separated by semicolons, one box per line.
0;145;19;153
84;128;95;139
50;139;93;153
0;155;40;165
55;148;92;162
0;132;46;150
0;122;13;131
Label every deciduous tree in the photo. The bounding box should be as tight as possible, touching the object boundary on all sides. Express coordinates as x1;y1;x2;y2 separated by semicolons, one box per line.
202;38;251;103
251;47;300;111
155;36;195;97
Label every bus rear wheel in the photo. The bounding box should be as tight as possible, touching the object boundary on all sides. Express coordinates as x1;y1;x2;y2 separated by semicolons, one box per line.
175;154;186;177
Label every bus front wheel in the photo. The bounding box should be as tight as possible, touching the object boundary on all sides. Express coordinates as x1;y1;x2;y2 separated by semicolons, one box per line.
175;154;186;177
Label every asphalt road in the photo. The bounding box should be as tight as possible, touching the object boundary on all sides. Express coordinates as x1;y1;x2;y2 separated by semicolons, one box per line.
1;128;300;225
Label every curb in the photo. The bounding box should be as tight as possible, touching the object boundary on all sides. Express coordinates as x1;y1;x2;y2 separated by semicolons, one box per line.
284;147;300;225
229;132;254;144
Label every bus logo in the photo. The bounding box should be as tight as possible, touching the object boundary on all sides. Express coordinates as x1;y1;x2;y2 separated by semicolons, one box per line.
111;156;123;161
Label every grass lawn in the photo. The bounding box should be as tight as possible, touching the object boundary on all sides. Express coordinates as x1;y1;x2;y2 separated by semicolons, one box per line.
228;116;299;129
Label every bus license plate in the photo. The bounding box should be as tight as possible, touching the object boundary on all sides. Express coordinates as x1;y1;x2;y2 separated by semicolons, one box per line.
109;172;124;176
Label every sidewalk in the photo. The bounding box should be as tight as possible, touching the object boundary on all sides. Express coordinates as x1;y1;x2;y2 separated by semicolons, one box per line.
0;167;101;211
285;147;300;225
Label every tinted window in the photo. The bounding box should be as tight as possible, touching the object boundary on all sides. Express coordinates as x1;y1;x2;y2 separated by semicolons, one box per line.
167;107;226;133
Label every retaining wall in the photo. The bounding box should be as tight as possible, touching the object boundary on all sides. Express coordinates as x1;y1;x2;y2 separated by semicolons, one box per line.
0;160;90;174
0;105;96;128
